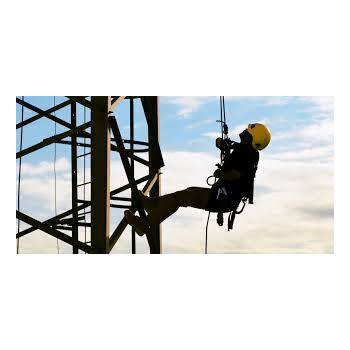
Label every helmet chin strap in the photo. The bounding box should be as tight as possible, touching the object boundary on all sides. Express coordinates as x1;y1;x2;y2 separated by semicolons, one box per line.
239;129;253;145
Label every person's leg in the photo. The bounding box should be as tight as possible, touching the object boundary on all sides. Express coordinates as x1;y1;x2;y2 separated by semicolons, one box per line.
141;187;210;210
125;187;211;235
143;187;211;225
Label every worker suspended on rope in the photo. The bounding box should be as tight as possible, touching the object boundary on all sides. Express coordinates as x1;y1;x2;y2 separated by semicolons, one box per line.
124;122;271;237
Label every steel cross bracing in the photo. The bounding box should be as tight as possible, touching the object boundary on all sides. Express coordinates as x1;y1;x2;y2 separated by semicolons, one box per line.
16;96;164;254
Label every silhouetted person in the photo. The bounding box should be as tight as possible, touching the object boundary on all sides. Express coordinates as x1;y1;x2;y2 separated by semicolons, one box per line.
125;123;271;236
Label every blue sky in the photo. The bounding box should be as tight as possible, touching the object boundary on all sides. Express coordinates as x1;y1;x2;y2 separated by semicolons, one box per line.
16;96;333;253
16;96;332;160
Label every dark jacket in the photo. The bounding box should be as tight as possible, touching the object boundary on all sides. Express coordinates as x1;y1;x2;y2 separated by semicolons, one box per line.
219;142;259;201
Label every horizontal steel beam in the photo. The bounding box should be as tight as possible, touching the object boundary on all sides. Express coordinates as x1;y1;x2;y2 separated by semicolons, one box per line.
16;98;72;129
110;174;154;197
16;121;91;159
66;96;93;109
16;202;90;238
68;133;149;147
53;226;73;231
16;100;71;129
57;140;91;148
55;139;149;163
110;204;132;209
111;196;131;202
16;210;91;253
122;139;149;146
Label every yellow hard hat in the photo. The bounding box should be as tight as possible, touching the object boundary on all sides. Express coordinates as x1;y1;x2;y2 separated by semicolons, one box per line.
246;123;271;151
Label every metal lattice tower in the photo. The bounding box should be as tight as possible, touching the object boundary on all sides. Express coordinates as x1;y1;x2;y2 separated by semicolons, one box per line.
16;96;164;254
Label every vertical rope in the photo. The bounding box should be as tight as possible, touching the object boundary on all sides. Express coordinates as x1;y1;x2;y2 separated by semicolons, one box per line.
83;105;87;252
222;96;226;125
53;96;60;254
130;97;136;253
17;96;25;254
205;211;211;254
205;96;226;253
220;97;223;163
220;96;224;139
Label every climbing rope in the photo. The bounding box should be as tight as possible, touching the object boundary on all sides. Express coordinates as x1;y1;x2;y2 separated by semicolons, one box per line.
205;211;211;254
83;104;87;252
53;96;60;254
17;96;24;254
205;96;227;253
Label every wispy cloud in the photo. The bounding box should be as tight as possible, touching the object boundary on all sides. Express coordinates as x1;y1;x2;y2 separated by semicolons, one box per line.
164;96;299;119
268;145;333;163
18;158;69;176
225;96;294;106
298;96;333;116
201;131;220;139
17;147;333;253
164;96;214;118
273;117;333;145
185;118;214;129
160;151;333;253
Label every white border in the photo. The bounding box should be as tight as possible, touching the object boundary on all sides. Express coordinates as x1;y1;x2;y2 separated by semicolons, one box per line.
2;1;349;350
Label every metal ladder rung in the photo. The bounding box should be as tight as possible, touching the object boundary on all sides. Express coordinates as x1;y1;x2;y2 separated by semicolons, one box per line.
77;181;91;187
110;196;132;202
110;204;132;209
79;210;91;215
77;152;91;158
59;215;86;225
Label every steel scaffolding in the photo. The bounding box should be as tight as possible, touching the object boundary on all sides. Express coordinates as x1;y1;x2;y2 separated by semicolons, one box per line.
16;96;164;254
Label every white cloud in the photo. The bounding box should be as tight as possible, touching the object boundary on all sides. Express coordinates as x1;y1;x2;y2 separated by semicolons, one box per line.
268;145;333;163
164;96;213;118
18;158;69;176
17;151;333;253
225;96;294;106
16;156;149;253
299;117;333;142
185;118;214;129
273;117;333;147
298;96;333;116
202;131;221;139
164;96;333;121
263;97;294;105
226;96;333;118
160;151;333;253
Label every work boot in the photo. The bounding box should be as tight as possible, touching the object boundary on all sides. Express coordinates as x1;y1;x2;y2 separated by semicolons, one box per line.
138;190;158;214
124;210;150;237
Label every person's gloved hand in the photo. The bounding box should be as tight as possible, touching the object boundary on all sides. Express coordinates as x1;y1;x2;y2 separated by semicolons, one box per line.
215;137;223;149
213;169;223;178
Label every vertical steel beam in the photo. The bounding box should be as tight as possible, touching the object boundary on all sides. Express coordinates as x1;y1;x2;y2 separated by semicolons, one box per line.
142;96;162;253
109;115;157;253
71;101;79;254
130;97;136;254
91;97;110;253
